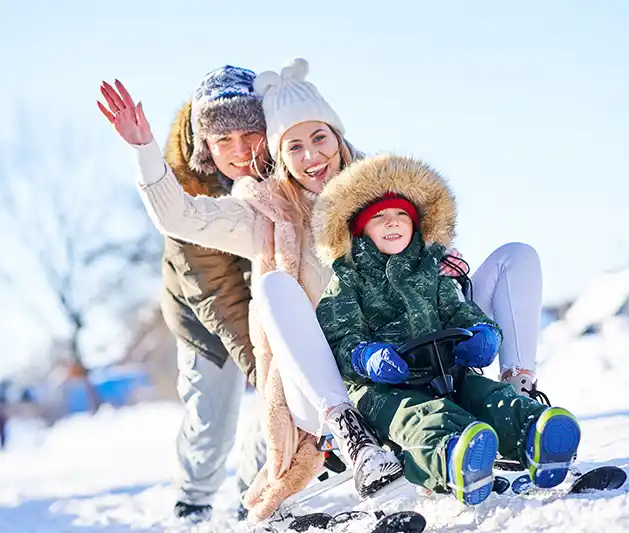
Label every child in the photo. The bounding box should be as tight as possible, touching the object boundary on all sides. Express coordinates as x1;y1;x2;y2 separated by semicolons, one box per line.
313;154;581;505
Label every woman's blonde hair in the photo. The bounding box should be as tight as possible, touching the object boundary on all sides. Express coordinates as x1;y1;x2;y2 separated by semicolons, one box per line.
269;125;354;226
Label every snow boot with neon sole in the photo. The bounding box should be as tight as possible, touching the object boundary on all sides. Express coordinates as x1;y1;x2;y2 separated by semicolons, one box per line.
447;422;499;505
526;407;581;488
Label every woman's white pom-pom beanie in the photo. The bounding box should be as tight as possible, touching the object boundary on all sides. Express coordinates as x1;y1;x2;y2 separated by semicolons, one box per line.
253;58;345;160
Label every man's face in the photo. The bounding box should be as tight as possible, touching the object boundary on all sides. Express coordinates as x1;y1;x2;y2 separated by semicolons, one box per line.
206;130;268;180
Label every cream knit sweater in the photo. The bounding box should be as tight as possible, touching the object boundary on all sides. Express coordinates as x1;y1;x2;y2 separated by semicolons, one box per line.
135;139;332;305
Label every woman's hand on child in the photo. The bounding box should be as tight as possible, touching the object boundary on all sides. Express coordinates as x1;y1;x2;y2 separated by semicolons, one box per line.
452;324;501;368
97;80;154;146
439;248;470;277
351;342;410;384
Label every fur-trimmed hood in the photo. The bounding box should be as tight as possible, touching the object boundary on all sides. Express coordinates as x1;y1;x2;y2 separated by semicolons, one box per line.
163;101;227;198
312;154;457;266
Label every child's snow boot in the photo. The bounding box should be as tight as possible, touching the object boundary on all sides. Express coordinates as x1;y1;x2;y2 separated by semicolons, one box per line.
447;421;498;505
526;407;580;488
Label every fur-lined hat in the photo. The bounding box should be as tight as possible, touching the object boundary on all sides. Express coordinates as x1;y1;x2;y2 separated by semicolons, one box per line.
312;154;457;265
190;65;266;174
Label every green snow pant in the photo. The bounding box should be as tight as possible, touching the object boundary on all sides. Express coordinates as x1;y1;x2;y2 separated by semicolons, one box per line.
350;374;547;492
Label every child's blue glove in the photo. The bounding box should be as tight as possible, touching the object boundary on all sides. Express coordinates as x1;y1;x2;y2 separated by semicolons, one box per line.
452;324;501;368
351;342;410;384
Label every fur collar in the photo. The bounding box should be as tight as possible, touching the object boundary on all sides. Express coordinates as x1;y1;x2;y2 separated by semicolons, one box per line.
163;101;227;198
312;154;456;266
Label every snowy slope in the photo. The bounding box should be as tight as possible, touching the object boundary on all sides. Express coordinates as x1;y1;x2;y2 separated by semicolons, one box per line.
1;395;627;532
1;325;629;533
537;286;629;419
560;269;629;336
0;399;261;533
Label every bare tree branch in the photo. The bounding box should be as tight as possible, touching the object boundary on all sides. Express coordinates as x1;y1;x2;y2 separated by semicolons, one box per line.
0;115;162;399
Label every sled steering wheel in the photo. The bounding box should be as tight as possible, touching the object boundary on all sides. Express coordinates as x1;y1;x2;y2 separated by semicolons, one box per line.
397;328;473;394
398;328;473;362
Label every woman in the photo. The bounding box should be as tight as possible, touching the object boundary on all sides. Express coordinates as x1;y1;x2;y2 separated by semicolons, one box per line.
98;58;403;524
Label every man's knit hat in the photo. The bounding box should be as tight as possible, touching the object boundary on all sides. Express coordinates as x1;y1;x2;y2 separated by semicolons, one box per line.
253;58;345;161
190;65;266;174
350;193;421;237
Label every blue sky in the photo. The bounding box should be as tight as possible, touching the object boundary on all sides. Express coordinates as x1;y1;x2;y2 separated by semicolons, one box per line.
0;1;628;374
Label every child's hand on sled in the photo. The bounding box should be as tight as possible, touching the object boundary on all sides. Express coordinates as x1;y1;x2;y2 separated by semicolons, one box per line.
351;342;409;384
453;324;501;368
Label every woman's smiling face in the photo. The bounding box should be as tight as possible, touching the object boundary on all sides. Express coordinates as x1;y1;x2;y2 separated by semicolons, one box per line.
279;121;341;194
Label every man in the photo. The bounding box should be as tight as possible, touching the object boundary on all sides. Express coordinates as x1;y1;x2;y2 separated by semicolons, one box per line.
157;66;268;521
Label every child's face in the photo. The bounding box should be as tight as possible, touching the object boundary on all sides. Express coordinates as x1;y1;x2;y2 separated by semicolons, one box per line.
363;208;414;255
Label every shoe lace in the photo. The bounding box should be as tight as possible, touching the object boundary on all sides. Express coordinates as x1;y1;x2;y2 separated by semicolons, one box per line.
339;410;374;463
523;383;551;406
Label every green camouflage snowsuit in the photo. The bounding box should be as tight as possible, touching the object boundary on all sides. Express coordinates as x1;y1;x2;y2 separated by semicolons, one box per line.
313;155;547;491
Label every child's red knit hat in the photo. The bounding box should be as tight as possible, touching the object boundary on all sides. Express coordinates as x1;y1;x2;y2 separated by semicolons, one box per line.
350;193;420;237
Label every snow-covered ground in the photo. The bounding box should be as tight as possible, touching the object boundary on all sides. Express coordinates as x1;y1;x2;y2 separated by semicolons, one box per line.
1;330;628;532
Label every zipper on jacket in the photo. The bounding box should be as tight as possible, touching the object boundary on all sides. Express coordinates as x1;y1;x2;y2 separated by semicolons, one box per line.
385;259;414;328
